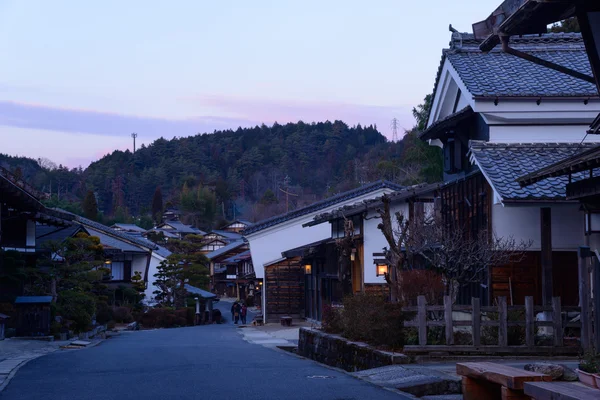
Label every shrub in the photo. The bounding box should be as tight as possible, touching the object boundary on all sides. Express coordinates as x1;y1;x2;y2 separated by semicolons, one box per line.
95;301;114;325
341;293;408;349
113;306;133;323
139;307;195;329
401;270;445;306
57;290;96;333
321;304;343;333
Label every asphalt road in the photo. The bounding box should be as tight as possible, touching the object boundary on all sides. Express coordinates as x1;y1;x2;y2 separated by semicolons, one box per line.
1;302;409;400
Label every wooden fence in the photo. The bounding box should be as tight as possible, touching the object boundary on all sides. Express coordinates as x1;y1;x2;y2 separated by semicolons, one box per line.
403;295;582;354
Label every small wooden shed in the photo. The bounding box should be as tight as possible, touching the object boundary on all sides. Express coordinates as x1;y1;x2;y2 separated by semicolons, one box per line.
14;296;52;337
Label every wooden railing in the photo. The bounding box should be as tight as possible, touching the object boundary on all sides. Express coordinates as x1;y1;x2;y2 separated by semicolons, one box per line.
403;295;581;354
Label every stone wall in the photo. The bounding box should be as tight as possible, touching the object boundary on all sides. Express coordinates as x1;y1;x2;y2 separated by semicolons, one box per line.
298;328;410;372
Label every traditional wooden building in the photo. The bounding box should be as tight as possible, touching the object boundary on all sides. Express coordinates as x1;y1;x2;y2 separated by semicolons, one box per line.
206;240;248;297
14;296;52;337
421;28;600;306
244;181;404;320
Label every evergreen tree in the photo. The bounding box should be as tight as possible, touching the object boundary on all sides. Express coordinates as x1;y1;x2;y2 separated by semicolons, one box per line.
151;186;163;223
82;190;98;221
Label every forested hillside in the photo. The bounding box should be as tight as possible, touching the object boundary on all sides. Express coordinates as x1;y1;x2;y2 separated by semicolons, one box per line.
1;99;441;230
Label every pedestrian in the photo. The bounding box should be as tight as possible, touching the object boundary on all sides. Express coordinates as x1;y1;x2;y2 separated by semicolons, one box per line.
233;302;241;324
231;301;237;322
241;303;248;324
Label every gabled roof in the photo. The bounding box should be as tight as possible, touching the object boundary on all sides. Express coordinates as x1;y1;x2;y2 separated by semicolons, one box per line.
74;215;157;250
431;32;597;104
469;141;598;202
243;180;404;235
36;224;88;250
157;221;206;235
86;227;147;253
204;240;247;261
304;183;442;227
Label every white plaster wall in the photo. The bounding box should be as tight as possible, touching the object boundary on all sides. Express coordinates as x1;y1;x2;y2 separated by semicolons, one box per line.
144;254;165;304
132;254;148;279
362;202;409;284
489;125;600;144
492;204;584;250
247;188;398;279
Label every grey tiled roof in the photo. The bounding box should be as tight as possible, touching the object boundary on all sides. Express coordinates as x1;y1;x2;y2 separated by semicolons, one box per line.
469;141;598;201
205;240;247;261
432;32;598;100
36;224;88;249
243;180;404;235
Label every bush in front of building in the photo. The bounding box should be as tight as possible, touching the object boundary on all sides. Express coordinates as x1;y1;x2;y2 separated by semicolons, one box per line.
321;293;411;350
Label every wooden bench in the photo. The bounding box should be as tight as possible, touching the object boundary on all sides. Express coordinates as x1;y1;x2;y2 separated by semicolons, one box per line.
524;381;600;400
457;362;551;400
280;316;292;326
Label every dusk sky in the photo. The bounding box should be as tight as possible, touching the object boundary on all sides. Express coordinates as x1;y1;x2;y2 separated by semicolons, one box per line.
0;1;499;167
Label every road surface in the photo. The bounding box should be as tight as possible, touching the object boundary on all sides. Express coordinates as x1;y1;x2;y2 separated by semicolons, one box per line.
1;302;409;400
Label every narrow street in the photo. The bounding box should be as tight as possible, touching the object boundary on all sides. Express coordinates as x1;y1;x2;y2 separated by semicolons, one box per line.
0;302;409;400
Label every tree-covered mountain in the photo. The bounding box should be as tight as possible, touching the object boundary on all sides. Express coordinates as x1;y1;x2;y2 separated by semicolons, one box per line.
1;99;441;230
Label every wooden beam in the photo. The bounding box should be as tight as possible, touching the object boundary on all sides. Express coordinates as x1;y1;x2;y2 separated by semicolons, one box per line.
579;246;592;352
540;207;553;306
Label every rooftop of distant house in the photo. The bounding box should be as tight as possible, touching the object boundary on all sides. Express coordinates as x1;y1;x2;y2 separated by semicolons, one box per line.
243;180;404;236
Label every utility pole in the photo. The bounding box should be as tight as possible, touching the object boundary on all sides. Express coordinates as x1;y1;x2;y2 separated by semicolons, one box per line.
279;175;298;213
131;133;138;153
390;118;399;142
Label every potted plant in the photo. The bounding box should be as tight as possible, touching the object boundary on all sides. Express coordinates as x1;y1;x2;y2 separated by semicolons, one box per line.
577;352;599;388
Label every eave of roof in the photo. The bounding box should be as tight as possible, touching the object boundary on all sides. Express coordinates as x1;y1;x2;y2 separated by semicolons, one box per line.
303;183;442;228
518;144;600;187
243;180;404;235
419;106;473;140
205;240;246;260
469;141;598;202
474;0;577;52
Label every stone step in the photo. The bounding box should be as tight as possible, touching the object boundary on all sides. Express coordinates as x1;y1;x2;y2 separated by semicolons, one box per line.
353;365;461;398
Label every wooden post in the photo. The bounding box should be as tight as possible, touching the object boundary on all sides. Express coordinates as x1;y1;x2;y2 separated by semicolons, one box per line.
593;254;600;352
498;296;508;347
525;296;534;347
579;246;592;352
472;297;480;346
552;297;563;347
417;295;427;346
540;207;553;306
444;295;453;345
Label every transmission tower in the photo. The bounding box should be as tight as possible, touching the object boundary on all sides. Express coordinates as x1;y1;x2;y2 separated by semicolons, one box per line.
390;118;399;142
131;132;138;153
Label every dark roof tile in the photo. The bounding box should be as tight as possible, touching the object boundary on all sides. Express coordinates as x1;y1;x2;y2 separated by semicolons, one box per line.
469;141;598;201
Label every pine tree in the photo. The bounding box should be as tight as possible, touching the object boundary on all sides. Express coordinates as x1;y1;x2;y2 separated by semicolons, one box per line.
82;190;98;221
151;186;163;223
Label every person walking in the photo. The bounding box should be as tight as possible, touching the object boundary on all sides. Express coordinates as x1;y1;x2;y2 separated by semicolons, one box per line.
233;302;241;324
241;303;248;325
231;302;237;323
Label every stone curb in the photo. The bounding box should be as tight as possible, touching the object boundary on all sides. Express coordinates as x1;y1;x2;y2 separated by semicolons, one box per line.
0;355;41;393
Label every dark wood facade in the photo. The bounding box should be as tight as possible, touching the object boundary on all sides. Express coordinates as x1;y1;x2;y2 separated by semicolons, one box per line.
440;173;492;304
265;256;305;322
